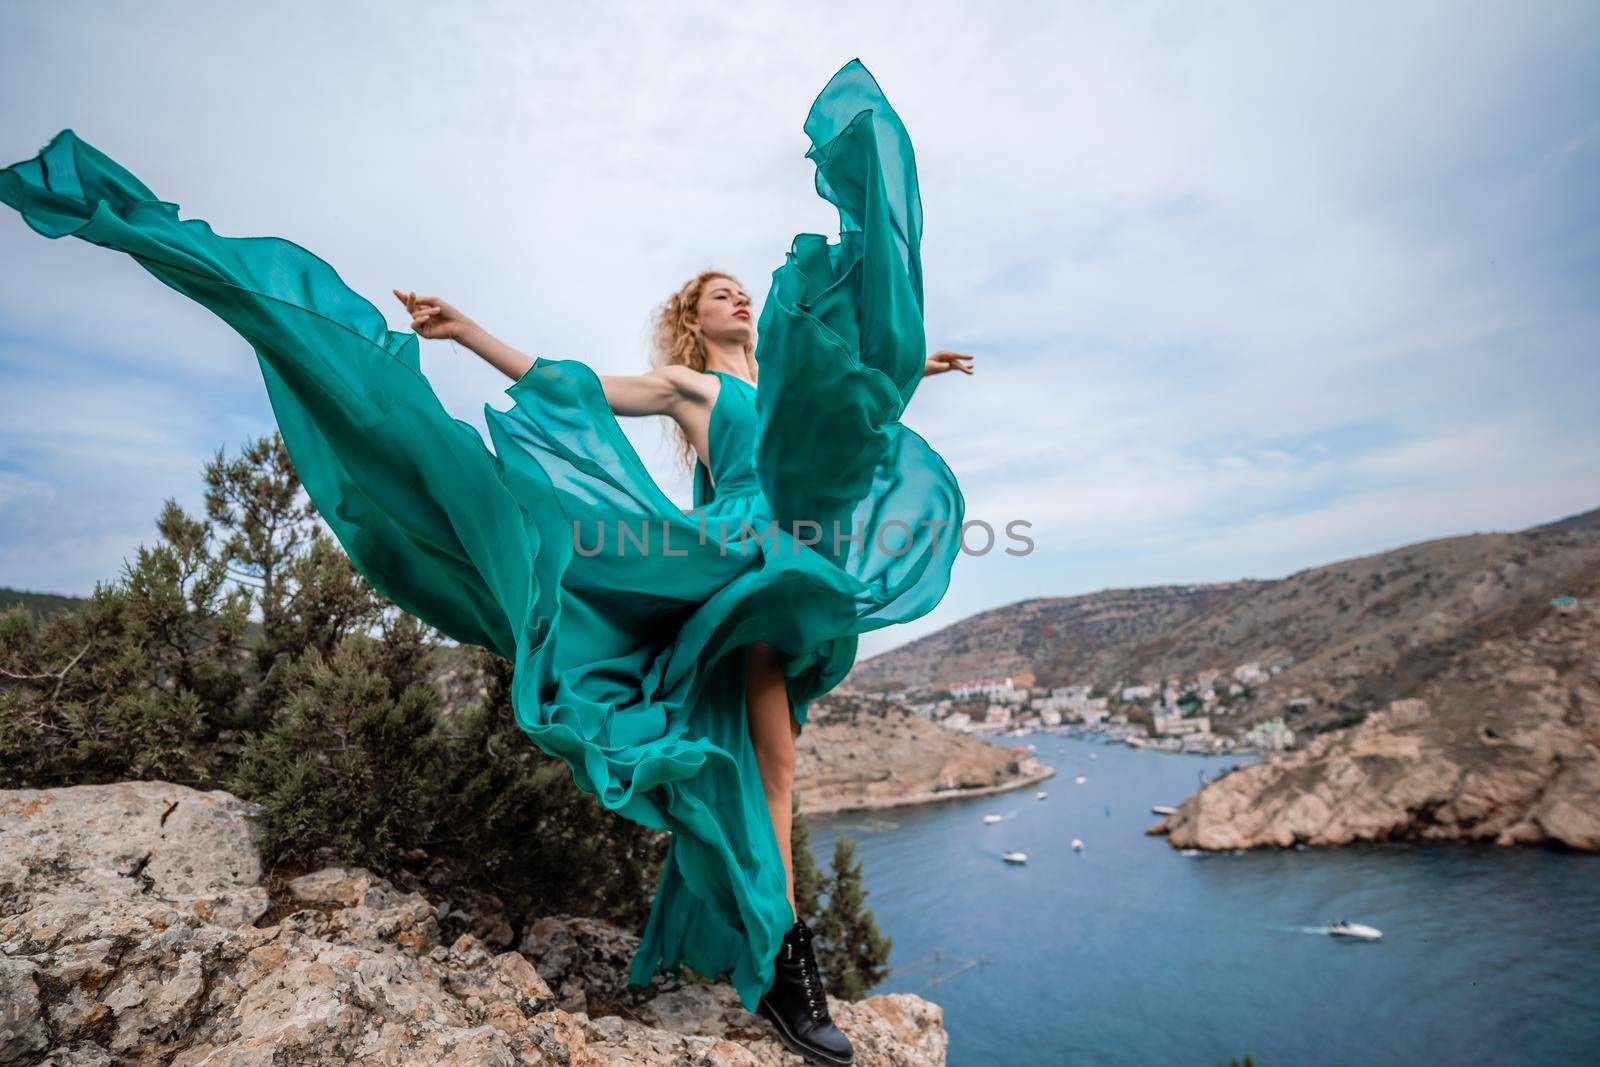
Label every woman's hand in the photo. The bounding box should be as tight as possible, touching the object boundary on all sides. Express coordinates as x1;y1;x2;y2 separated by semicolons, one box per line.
923;349;974;377
392;289;475;342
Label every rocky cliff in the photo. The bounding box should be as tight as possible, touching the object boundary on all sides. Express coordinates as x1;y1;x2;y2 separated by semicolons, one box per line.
848;511;1600;736
795;691;1053;815
0;781;948;1066
1148;588;1600;851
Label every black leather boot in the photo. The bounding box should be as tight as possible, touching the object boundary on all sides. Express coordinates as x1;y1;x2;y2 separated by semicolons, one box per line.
757;919;855;1066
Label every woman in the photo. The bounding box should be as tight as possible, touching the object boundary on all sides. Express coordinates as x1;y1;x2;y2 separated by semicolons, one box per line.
1;59;967;1067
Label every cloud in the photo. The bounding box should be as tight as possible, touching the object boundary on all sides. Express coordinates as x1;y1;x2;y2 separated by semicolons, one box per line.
1;1;1595;664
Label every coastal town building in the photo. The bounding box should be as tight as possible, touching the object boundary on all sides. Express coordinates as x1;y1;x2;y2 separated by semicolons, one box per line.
1152;707;1211;737
1245;717;1296;751
1233;662;1269;685
950;676;1014;700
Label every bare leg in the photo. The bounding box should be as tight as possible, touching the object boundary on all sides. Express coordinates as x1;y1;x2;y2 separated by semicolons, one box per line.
746;640;801;918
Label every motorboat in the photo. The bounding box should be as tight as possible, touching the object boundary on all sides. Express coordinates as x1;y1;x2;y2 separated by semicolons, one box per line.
1089;753;1097;760
1071;838;1085;851
1002;850;1028;864
1328;920;1382;940
1075;775;1087;785
1035;790;1048;800
983;813;1004;824
1151;805;1179;816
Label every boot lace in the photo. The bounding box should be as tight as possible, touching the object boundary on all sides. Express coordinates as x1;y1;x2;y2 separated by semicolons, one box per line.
788;925;829;1021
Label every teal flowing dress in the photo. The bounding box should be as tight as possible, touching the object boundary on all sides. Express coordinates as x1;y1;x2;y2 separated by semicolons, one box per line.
0;58;963;1012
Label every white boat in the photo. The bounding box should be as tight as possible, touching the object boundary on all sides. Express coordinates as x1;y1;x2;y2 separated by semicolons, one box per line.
1001;850;1028;864
1151;805;1179;816
1180;848;1203;857
1026;743;1037;752
1035;790;1048;800
1071;838;1085;851
1089;753;1097;760
1125;736;1147;748
1075;775;1087;785
983;813;1004;824
1328;920;1382;941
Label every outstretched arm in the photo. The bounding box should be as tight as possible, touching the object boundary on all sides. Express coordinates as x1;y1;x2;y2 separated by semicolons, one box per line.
392;290;709;418
393;290;534;382
595;364;706;417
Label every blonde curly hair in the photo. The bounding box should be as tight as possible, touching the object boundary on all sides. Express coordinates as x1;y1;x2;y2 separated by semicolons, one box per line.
649;270;756;468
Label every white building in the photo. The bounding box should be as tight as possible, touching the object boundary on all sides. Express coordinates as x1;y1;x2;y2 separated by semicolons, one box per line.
950;676;1014;700
1121;684;1156;702
1152;707;1211;737
1234;662;1269;685
1245;717;1296;751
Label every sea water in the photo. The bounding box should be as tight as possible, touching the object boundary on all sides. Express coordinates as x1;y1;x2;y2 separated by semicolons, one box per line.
806;730;1600;1066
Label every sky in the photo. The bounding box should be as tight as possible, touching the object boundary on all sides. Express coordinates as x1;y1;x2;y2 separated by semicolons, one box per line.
1;1;1596;660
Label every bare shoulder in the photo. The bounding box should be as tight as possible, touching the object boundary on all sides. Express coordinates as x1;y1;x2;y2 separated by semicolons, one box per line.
655;363;716;407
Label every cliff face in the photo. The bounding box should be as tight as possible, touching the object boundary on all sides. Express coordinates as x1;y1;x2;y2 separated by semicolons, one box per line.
846;583;1258;691
0;781;949;1066
848;520;1600;735
1148;590;1600;851
795;691;1052;814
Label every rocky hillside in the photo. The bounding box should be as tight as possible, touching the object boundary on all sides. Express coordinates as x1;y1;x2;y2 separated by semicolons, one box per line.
0;781;948;1066
845;582;1260;691
795;691;1053;814
849;510;1600;733
1149;581;1600;851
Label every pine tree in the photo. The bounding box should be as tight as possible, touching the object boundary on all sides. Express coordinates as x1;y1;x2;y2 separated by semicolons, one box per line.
813;835;892;1000
202;432;387;728
0;497;251;787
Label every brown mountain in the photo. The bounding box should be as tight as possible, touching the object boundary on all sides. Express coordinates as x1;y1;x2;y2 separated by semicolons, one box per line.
845;581;1262;692
1151;566;1600;851
849;511;1600;736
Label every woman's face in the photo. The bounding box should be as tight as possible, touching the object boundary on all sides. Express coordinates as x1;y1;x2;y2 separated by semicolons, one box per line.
695;276;754;346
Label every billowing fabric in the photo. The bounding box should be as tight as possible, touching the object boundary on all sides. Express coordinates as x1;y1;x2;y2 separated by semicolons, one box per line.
0;57;963;1011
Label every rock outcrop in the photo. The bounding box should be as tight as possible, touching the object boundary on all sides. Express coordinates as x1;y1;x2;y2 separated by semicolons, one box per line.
1149;595;1600;851
795;691;1053;814
0;781;948;1065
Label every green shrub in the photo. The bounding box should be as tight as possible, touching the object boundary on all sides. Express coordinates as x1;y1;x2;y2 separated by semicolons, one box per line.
226;626;442;870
